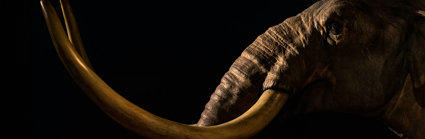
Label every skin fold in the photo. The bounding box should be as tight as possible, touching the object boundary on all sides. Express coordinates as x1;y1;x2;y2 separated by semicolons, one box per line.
41;0;424;138
198;0;425;138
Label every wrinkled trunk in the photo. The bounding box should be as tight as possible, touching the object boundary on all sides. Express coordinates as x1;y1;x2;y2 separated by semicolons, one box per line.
198;15;324;126
197;33;278;125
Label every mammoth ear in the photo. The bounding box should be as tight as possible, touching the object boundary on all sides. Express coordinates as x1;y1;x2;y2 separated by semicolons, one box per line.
408;11;425;107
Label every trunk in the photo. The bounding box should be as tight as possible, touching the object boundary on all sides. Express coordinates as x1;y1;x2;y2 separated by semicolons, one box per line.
197;34;278;125
198;14;327;126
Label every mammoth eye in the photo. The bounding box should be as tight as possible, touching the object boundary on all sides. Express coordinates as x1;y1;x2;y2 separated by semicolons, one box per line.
327;22;343;35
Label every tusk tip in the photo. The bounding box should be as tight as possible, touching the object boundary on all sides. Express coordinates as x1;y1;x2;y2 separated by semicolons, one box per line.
40;0;48;7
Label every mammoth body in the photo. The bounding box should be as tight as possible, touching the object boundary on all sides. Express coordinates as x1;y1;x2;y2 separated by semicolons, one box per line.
41;0;425;138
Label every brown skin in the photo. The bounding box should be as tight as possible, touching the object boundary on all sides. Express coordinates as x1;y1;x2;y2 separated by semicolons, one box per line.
198;0;425;138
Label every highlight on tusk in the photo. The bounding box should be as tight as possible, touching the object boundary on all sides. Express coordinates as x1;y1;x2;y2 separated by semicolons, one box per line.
40;0;289;138
59;0;93;69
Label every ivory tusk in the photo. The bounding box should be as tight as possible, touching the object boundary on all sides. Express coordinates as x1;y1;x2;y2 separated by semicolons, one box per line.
40;0;289;138
59;0;93;69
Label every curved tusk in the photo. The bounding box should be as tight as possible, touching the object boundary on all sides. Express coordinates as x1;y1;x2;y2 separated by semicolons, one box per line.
59;0;93;69
40;0;289;138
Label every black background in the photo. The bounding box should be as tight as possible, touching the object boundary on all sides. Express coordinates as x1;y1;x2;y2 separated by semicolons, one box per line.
4;0;400;138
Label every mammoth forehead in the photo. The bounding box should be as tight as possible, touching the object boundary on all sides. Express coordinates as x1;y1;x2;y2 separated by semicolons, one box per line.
306;0;366;25
302;0;403;37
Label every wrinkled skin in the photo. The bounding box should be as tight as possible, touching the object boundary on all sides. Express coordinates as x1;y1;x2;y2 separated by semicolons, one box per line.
197;0;425;138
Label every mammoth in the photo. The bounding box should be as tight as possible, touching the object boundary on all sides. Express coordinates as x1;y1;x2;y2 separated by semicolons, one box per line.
40;0;425;138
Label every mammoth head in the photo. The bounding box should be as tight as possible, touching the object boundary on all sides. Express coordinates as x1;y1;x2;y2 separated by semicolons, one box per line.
41;0;424;138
